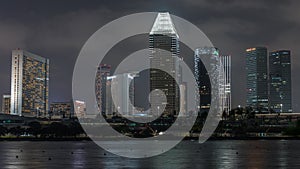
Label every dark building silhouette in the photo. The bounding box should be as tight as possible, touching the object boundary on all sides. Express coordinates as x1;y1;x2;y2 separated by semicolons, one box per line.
246;47;268;111
269;50;292;113
96;64;111;114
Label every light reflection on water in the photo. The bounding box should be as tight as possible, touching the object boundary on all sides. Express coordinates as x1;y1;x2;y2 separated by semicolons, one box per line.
0;140;299;169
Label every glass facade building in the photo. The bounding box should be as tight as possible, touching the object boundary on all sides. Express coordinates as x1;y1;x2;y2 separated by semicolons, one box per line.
246;47;268;111
149;12;180;116
269;50;292;113
194;47;219;114
10;49;49;117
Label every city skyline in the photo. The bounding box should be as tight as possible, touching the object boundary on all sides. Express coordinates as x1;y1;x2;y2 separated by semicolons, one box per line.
0;46;293;115
0;2;300;168
0;1;299;111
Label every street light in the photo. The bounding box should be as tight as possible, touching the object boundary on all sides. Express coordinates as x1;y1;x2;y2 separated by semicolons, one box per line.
36;107;40;118
280;104;283;113
77;106;80;117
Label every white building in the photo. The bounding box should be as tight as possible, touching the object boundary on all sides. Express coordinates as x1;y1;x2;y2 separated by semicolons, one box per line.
106;73;138;116
220;55;232;114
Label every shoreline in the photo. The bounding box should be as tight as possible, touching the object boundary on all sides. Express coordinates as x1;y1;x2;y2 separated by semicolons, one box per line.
0;136;299;141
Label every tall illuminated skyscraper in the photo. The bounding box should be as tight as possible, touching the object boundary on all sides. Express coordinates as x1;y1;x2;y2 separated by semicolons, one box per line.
269;50;292;113
149;12;180;116
246;47;268;111
10;49;49;117
220;55;232;113
194;47;219;113
96;64;111;114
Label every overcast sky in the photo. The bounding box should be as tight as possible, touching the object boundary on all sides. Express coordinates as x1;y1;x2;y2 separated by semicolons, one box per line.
1;0;300;111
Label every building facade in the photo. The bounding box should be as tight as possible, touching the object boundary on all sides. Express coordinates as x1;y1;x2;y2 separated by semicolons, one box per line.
246;47;268;111
220;55;232;114
50;101;74;118
269;50;292;113
2;95;11;114
179;82;187;115
149;12;180;116
74;100;86;118
10;49;49;117
96;64;111;114
106;73;137;116
194;47;220;114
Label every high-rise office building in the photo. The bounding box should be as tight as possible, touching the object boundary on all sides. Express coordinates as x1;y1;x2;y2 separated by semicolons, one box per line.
96;64;111;114
269;50;292;113
194;47;219;113
10;49;49;117
106;73;137;116
2;95;11;114
149;12;180;116
246;47;268;111
220;55;232;114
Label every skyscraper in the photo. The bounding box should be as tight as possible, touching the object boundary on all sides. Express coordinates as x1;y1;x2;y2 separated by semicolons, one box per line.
149;12;180;116
246;47;268;111
269;50;292;113
96;64;111;114
106;73;137;116
2;95;11;114
194;47;219;114
220;55;232;114
10;49;49;117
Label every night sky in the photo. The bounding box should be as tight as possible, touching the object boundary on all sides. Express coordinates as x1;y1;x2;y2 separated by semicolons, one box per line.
0;0;300;111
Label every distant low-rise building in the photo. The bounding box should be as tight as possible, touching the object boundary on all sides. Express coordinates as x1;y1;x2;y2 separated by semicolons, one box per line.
50;101;74;118
2;95;11;114
74;100;86;118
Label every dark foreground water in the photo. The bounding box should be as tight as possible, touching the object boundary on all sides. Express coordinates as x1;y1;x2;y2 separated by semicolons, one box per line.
0;140;299;169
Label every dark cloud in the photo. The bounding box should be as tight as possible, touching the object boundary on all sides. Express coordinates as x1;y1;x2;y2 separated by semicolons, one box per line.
0;0;299;111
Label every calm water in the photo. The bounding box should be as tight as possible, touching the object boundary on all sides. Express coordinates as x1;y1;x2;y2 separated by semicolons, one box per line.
0;140;299;169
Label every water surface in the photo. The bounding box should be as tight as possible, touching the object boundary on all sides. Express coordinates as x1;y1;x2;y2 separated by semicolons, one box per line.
0;140;299;169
